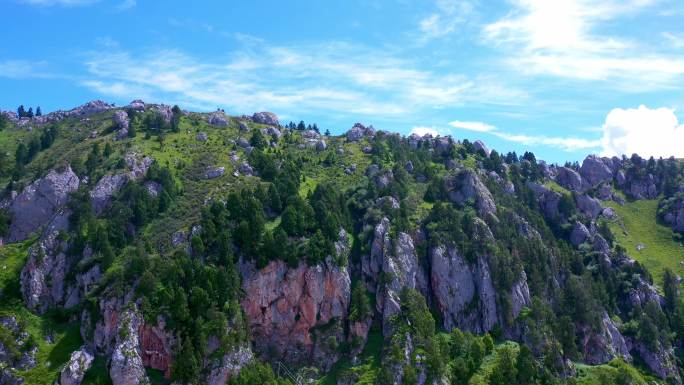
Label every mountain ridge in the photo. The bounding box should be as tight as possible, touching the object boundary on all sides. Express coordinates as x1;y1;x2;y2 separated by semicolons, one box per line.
0;99;682;385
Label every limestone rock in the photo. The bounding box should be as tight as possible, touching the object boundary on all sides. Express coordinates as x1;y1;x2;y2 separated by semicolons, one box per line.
580;155;613;187
55;347;94;385
205;346;254;385
109;308;148;385
570;221;590;246
575;194;604;219
473;140;490;156
90;174;128;215
205;167;225;179
209;112;229;127
578;313;631;365
128;100;146;111
444;170;496;217
346;123;374;142
252;111;279;126
8;166;79;242
556;167;584;191
20;211;70;313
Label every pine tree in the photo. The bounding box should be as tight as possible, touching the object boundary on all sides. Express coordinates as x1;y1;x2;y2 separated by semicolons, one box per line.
324;129;330;136
35;106;42;116
17;105;25;118
27;107;33;118
297;120;306;130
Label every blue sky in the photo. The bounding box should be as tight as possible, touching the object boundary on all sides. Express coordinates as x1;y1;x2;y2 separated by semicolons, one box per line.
1;0;684;163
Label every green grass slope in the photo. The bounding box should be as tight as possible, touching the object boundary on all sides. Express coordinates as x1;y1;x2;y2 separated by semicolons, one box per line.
604;198;684;285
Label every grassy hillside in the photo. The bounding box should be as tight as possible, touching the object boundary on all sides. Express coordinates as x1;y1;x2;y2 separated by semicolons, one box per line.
604;198;684;285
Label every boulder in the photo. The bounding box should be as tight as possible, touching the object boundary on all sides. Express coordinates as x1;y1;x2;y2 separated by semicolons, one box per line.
55;347;94;385
580;155;613;187
570;221;590;246
8;166;79;242
473;140;490;156
196;132;208;141
346;123;374;142
128;100;146;111
238;121;249;132
112;110;129;140
252;111;279;126
575;194;604;219
205;167;225;179
405;161;414;173
315;139;327;151
238;163;253;176
526;182;562;220
556;167;584;191
209;112;229;127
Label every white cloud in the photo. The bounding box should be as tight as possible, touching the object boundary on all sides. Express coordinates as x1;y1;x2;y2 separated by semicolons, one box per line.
418;0;474;41
80;42;526;117
19;0;100;5
601;105;684;158
448;118;599;151
484;0;684;88
0;60;52;79
411;126;441;136
117;0;135;10
449;120;495;132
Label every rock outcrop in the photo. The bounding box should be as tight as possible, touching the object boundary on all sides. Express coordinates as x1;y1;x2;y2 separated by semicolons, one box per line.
346;123;375;142
209;112;229;127
112;110;129;140
138;317;174;378
578;313;631;365
109;308;149;385
579;155;613;187
556;167;584;191
205;346;254;385
240;231;351;366
444;170;496;217
252;111;279;126
660;195;684;232
8;166;79;242
20;210;71;313
55;347;94;385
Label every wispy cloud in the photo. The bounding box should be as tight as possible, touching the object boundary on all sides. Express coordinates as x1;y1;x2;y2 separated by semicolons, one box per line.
449;120;495;132
483;0;684;89
79;40;527;117
19;0;100;6
418;0;474;41
448;118;599;151
0;60;53;79
116;0;135;11
411;126;441;136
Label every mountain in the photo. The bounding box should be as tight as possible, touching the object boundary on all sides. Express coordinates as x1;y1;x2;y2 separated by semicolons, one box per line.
0;100;683;385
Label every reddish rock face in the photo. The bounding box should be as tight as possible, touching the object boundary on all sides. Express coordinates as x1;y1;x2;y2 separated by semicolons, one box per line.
139;318;174;378
240;257;350;364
